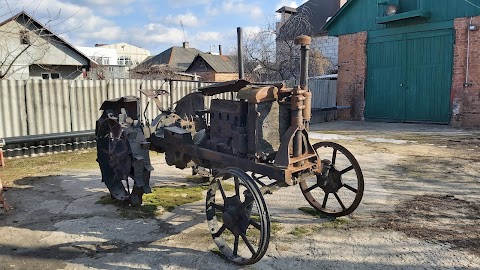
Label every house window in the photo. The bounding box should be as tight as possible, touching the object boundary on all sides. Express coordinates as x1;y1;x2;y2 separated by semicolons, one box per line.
41;73;61;80
118;56;133;66
20;31;30;45
379;0;421;15
376;0;428;24
399;0;418;13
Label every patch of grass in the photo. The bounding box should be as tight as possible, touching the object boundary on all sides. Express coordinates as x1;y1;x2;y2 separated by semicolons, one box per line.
271;221;282;235
97;185;209;219
210;247;221;255
1;151;97;185
143;186;207;211
298;207;328;218
316;217;350;229
290;226;310;237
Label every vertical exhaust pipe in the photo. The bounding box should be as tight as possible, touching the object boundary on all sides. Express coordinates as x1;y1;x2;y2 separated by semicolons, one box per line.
237;27;245;80
295;35;311;89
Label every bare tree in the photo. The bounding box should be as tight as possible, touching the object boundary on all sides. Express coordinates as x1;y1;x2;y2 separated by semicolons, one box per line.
0;4;81;79
241;5;333;82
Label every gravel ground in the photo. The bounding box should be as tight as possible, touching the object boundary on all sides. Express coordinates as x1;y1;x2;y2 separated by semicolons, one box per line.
0;121;479;270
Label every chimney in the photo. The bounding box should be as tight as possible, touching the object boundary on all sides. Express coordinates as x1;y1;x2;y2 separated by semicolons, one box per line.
183;42;189;48
276;6;297;24
219;45;222;55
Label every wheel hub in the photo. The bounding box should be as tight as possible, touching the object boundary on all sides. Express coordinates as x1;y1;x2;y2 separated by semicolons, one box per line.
318;159;343;194
222;194;251;235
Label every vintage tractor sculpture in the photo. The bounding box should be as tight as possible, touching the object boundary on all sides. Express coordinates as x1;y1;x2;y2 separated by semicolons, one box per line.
95;36;364;264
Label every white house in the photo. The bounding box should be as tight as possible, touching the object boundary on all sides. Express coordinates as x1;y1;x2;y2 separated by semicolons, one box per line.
0;12;91;80
76;46;118;66
95;43;150;69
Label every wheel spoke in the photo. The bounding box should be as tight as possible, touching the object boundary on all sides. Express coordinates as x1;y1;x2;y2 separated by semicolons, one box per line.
240;232;256;255
239;193;254;211
234;176;240;197
303;183;319;193
206;169;270;265
212;224;227;238
249;219;261;230
322;193;329;209
211;203;225;212
343;184;357;193
333;193;346;210
340;165;354;175
332;149;337;165
217;180;227;200
233;235;240;257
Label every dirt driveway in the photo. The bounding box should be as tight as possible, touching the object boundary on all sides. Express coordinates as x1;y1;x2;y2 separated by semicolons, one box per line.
1;121;479;270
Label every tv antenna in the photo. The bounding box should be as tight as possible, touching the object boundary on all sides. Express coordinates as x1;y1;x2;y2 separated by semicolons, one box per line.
180;20;187;42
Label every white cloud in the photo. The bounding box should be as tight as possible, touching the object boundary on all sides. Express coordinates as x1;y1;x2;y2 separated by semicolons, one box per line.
206;1;264;20
78;26;123;40
275;0;308;10
167;0;212;8
164;13;201;27
131;23;185;45
84;0;134;5
193;31;222;42
2;0;129;44
243;26;262;38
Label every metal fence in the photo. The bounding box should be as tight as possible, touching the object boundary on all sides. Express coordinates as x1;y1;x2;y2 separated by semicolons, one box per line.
308;78;338;123
264;77;338;123
0;79;211;158
0;77;336;158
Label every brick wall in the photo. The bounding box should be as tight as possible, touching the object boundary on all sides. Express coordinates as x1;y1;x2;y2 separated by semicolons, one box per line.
214;73;239;82
196;72;238;82
452;16;480;127
336;31;367;120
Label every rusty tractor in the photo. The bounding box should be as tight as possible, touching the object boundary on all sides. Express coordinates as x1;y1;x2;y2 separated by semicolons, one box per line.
95;36;364;264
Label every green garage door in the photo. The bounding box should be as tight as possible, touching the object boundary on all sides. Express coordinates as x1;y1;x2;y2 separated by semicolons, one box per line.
366;29;453;123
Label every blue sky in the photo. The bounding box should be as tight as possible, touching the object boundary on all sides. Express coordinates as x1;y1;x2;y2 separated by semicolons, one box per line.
2;0;308;55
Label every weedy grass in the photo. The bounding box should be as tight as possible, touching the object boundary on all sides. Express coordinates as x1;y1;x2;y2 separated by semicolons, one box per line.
316;217;350;229
97;185;210;219
1;151;97;185
298;207;329;218
290;226;310;237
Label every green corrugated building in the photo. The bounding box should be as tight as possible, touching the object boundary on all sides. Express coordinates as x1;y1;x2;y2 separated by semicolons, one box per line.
324;0;480;126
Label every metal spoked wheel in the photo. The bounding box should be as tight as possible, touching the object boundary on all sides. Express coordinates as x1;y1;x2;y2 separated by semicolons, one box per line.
206;168;270;265
96;119;147;206
300;142;364;217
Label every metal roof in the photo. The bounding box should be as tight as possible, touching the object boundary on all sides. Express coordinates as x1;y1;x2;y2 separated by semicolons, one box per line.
188;54;238;73
137;46;203;71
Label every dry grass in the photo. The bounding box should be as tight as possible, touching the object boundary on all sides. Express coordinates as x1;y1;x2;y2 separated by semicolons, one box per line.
0;151;97;186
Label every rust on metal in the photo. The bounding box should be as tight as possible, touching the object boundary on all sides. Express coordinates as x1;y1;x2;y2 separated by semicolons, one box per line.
94;35;364;265
237;85;278;103
197;79;249;96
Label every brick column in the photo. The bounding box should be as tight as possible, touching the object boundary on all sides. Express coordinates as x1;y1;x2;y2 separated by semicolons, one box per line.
336;31;367;120
452;16;480;127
